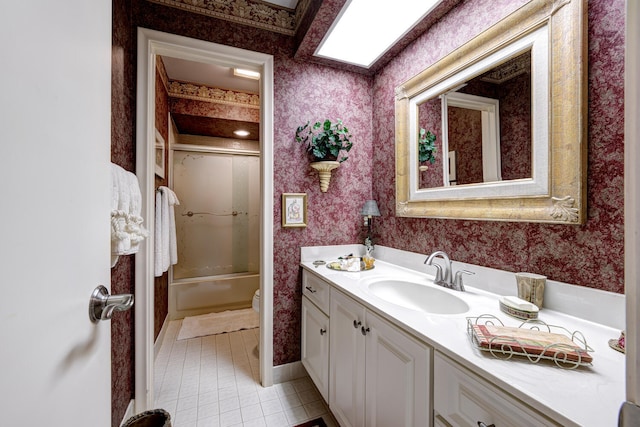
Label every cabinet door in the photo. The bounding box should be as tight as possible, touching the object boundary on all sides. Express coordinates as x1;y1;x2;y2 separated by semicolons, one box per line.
434;353;561;427
364;311;431;427
330;289;367;427
301;296;330;401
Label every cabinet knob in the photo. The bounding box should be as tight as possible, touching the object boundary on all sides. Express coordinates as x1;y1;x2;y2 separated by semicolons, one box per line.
305;286;317;293
477;422;495;427
320;328;327;335
361;326;370;336
353;320;362;329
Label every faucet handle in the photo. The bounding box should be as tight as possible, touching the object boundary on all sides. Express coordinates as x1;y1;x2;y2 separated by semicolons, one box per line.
429;263;444;282
454;270;474;292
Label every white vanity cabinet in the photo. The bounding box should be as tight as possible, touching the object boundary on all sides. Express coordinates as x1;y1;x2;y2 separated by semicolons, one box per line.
301;272;331;401
329;288;431;427
433;352;561;427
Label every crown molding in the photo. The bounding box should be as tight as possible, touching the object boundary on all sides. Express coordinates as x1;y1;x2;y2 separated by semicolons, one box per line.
147;0;298;35
168;80;260;108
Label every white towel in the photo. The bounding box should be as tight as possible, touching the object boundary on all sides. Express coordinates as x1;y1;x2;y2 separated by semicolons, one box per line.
123;171;146;254
111;163;148;267
154;186;180;277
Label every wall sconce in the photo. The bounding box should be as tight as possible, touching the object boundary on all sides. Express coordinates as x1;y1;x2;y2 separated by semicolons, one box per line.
361;199;381;231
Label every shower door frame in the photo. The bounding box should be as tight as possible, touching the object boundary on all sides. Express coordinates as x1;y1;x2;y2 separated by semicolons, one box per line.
169;143;261;316
135;28;274;411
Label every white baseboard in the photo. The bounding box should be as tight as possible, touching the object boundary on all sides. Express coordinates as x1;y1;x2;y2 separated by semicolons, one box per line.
119;399;135;426
154;314;169;359
272;361;308;384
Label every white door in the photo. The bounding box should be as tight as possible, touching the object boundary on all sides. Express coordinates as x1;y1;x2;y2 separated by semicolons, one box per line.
0;1;112;426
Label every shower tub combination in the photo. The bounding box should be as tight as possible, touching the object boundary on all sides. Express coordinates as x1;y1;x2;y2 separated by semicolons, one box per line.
169;145;260;320
169;273;260;319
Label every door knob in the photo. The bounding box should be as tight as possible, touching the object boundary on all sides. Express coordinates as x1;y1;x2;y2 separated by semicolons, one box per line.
89;285;134;323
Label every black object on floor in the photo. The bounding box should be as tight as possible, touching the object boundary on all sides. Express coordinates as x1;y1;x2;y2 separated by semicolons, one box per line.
294;417;328;427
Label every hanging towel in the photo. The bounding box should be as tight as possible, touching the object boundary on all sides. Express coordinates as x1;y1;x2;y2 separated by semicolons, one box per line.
154;186;180;277
111;163;148;267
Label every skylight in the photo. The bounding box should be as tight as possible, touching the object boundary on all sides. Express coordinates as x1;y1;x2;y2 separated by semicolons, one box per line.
315;0;441;68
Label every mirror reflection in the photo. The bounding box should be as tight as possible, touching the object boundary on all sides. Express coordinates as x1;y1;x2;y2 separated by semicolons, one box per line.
417;51;532;189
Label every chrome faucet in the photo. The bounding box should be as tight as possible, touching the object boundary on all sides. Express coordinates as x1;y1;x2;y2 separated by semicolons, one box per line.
424;250;474;292
424;250;452;285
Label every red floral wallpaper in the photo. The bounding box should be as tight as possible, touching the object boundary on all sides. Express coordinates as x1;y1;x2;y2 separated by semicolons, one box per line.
272;58;373;362
110;3;625;419
448;106;484;185
494;73;532;180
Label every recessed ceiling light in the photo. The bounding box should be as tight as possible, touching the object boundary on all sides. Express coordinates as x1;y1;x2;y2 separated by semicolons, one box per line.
315;0;441;68
234;130;250;137
233;68;261;80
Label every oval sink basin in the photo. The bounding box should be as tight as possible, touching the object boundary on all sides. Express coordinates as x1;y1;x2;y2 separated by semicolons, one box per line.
366;279;469;315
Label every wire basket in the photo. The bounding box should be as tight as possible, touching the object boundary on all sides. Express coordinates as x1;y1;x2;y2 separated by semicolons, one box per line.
467;314;593;369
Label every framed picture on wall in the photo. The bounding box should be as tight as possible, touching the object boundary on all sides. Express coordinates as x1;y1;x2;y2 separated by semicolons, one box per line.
155;128;165;179
282;193;307;228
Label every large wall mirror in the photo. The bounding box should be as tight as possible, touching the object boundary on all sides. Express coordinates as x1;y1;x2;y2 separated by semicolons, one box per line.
395;0;587;224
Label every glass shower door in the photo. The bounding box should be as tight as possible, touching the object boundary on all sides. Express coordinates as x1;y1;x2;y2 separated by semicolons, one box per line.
172;150;260;280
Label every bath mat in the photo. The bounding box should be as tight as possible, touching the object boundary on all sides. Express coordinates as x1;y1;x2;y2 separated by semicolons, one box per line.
294;418;327;427
177;308;259;340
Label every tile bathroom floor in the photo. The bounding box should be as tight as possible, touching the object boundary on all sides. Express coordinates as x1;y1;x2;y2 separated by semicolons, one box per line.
154;320;338;427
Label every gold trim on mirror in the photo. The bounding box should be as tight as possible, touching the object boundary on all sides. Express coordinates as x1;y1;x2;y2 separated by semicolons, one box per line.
395;0;587;224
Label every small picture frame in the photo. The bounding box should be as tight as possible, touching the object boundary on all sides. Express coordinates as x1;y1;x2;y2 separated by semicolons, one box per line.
282;193;307;228
155;128;165;179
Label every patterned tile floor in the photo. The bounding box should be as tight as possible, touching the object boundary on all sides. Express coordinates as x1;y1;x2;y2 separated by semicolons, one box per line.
154;320;338;427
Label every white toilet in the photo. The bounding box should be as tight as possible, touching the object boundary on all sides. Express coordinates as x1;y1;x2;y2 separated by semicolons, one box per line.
252;289;260;313
252;289;260;357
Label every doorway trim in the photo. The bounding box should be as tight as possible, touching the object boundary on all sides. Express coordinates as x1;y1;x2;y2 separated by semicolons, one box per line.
135;27;274;410
625;0;640;413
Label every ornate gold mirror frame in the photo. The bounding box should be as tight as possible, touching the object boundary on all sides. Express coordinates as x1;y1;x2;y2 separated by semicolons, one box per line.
395;0;587;224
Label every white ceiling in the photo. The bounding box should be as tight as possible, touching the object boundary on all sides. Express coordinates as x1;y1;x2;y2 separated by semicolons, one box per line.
263;0;298;8
161;56;260;93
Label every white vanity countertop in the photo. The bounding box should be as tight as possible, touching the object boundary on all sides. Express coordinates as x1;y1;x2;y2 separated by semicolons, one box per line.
300;250;625;427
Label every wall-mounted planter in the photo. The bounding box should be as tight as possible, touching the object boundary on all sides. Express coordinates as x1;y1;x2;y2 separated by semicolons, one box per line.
311;161;340;192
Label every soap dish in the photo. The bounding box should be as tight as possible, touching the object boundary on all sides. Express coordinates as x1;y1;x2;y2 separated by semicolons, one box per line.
499;296;539;320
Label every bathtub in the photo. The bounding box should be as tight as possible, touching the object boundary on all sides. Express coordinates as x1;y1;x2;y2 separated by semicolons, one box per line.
169;273;260;320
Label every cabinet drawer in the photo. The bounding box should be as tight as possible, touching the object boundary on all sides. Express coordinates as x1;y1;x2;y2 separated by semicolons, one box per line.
434;353;561;427
302;271;331;313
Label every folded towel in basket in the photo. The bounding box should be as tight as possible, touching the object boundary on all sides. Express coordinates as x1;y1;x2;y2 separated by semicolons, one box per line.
471;324;592;363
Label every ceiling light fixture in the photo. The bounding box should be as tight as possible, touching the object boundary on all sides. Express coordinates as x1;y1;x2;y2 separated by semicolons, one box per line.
234;130;250;137
315;0;442;68
233;68;261;80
